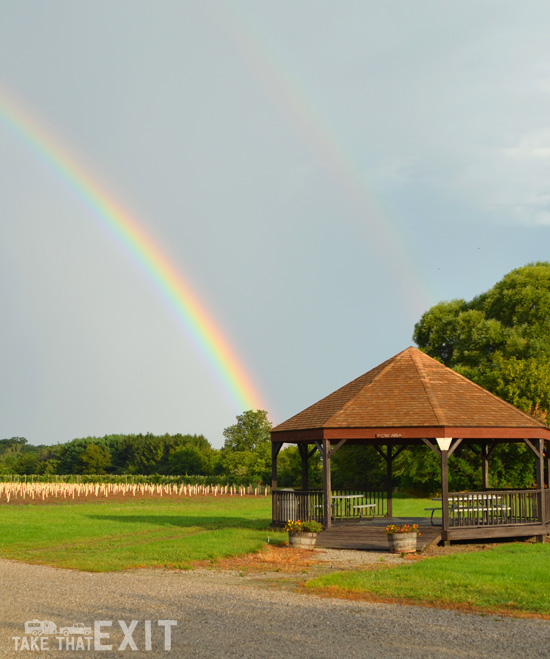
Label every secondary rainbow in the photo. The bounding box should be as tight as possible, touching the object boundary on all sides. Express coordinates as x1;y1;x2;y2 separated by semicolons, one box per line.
0;85;265;412
216;5;433;316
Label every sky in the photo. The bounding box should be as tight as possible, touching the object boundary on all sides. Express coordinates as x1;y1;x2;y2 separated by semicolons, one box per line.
1;1;550;448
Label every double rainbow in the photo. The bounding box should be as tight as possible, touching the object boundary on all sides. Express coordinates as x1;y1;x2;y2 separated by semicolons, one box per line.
0;85;264;413
215;4;432;316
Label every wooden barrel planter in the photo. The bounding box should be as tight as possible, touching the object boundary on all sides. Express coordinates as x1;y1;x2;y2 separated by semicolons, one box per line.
288;532;318;550
387;532;417;554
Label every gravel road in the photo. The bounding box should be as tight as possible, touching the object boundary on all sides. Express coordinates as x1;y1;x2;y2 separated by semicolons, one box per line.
1;557;549;658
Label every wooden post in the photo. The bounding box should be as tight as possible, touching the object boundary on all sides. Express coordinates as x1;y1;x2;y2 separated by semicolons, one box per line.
322;438;332;529
271;442;282;491
271;441;282;525
481;443;489;490
536;438;545;540
441;449;450;545
386;445;393;518
298;443;309;491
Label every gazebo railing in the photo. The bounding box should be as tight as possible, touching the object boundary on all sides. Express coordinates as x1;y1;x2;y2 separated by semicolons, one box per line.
330;489;387;520
272;489;387;525
273;489;323;524
448;489;541;527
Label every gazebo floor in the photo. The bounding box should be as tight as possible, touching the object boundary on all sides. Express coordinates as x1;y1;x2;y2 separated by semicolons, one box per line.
315;517;441;552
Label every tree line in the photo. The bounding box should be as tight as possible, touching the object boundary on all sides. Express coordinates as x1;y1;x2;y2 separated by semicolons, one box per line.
2;263;549;494
0;411;272;484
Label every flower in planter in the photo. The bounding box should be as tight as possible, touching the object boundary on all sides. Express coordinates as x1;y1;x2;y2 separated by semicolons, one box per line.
283;520;324;534
385;523;421;535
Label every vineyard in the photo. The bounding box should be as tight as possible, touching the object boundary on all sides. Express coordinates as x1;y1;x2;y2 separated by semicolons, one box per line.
0;480;271;504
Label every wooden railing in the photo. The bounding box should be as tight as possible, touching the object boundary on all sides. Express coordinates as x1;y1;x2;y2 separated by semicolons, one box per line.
448;490;541;527
272;489;387;525
330;489;387;520
544;489;550;524
272;489;323;525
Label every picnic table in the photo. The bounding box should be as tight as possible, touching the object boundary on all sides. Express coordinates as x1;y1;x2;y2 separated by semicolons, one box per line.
427;495;511;526
331;495;376;520
316;495;377;520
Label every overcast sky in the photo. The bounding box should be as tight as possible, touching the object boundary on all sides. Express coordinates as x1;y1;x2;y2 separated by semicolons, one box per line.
1;1;550;448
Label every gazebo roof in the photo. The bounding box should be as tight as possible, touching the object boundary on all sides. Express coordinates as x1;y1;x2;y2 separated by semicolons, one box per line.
272;347;550;441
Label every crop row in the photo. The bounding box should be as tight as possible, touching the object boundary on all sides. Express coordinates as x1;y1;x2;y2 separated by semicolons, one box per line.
0;481;271;503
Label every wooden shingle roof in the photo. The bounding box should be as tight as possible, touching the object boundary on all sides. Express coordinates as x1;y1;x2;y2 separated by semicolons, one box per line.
272;347;550;441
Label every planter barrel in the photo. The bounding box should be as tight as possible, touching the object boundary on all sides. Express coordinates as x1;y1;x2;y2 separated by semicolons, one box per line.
387;532;417;554
288;532;318;550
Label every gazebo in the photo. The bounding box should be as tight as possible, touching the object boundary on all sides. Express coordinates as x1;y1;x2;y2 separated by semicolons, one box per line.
271;347;550;545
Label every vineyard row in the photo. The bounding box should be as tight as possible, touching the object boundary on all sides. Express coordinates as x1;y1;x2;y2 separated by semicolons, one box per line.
0;481;271;503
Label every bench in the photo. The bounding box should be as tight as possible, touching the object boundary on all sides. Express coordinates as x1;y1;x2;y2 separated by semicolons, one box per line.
352;503;377;520
451;504;511;520
425;507;442;525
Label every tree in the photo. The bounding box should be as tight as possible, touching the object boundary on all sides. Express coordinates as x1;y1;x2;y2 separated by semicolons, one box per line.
222;410;272;451
167;435;216;475
331;446;386;490
116;434;166;474
80;443;111;474
413;262;550;422
277;445;322;488
220;410;272;483
409;262;550;493
12;452;39;475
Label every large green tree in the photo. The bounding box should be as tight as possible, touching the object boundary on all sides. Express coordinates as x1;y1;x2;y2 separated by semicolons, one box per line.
407;263;550;493
220;410;272;483
413;262;550;423
166;434;216;475
80;443;111;474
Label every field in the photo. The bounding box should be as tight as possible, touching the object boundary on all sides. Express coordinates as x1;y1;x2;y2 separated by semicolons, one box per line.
0;491;426;572
1;492;549;616
0;496;277;571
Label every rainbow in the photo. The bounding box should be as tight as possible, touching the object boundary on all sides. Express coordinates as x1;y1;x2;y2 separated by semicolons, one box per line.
213;5;433;316
0;85;265;413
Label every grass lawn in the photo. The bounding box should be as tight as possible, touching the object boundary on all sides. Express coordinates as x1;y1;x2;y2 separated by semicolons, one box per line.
3;493;548;617
0;497;277;571
305;542;550;615
391;492;436;518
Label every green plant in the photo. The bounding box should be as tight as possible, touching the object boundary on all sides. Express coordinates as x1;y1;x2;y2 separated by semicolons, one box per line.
385;523;420;535
283;519;324;534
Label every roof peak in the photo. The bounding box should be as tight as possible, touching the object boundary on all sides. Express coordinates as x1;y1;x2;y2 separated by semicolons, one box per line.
272;347;549;434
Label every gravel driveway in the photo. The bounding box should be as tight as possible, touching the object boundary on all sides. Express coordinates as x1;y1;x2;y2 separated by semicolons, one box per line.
1;557;549;658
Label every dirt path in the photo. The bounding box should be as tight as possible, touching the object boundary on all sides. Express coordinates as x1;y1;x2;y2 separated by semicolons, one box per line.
2;549;550;658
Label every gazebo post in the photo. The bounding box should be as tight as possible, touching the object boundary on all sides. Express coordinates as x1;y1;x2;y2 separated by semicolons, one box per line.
386;445;393;518
481;443;489;490
322;438;332;529
440;447;450;546
271;442;283;524
298;444;309;490
271;442;282;492
536;438;545;541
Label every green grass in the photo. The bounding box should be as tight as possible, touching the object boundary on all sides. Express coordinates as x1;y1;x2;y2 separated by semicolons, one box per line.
4;494;547;617
391;492;436;518
305;542;550;615
0;497;276;571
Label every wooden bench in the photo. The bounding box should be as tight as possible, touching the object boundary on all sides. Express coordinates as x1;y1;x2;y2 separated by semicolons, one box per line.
451;504;511;521
352;503;377;520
